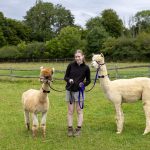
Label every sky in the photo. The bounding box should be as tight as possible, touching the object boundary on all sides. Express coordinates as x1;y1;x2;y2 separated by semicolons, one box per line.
0;0;150;27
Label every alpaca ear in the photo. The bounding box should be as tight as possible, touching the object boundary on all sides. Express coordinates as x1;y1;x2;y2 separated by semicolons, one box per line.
40;66;44;70
100;53;104;57
52;68;55;74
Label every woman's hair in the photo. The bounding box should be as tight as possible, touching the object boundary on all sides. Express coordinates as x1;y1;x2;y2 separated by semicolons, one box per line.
74;49;86;62
75;49;84;55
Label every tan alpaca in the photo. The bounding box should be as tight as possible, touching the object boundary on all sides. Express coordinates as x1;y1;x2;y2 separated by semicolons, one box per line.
22;66;54;138
92;53;150;135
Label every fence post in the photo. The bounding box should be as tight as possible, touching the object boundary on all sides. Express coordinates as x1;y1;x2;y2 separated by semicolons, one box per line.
115;65;119;79
10;67;13;80
149;66;150;77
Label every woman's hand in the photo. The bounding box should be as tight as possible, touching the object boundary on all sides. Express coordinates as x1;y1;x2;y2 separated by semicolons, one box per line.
79;82;84;87
69;79;74;84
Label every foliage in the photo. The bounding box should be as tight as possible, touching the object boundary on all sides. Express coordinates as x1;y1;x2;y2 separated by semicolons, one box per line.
0;12;6;46
46;26;83;58
18;42;47;59
86;17;102;30
102;32;150;62
1;5;150;62
86;26;109;57
102;37;118;57
134;10;150;34
24;1;74;42
0;12;31;47
24;2;54;41
53;4;74;34
101;9;123;38
135;32;150;61
0;46;20;59
0;27;6;47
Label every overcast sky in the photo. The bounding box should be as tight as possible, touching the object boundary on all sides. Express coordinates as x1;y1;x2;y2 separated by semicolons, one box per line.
0;0;150;27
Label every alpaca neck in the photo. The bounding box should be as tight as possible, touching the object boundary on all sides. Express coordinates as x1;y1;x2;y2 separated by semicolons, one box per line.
39;83;50;100
98;64;110;90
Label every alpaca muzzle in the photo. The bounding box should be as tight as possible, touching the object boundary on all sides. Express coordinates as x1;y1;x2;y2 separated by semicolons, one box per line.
40;75;53;83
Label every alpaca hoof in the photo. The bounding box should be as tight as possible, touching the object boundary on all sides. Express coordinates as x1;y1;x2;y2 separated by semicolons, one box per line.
143;132;147;135
26;123;30;130
42;133;46;139
32;132;37;138
116;131;121;134
143;131;150;135
143;128;150;135
41;124;46;138
32;125;38;137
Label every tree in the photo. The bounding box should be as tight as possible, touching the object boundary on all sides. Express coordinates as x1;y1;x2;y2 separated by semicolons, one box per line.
46;26;83;58
24;1;74;42
0;12;6;47
101;9;123;38
18;42;46;59
102;37;117;58
0;46;20;59
0;27;6;47
134;10;150;34
3;18;31;45
0;11;31;46
86;26;109;57
53;4;74;34
86;17;102;30
136;32;150;61
24;1;54;41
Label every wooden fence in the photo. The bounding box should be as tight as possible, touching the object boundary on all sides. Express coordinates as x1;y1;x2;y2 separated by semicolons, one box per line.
0;65;150;80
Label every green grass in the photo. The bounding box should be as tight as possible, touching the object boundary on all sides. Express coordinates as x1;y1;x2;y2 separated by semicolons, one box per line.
0;62;150;150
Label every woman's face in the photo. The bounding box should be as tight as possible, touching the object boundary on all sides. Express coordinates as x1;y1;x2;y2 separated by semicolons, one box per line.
75;52;84;64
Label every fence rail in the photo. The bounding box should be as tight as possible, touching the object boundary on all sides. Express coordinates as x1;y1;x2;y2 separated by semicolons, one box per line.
0;65;150;80
0;58;74;62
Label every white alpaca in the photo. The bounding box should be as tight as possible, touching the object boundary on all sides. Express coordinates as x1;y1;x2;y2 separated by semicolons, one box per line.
22;66;54;137
92;53;150;135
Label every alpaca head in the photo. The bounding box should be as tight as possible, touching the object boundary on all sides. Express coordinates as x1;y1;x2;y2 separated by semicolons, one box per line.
91;53;105;69
40;66;54;84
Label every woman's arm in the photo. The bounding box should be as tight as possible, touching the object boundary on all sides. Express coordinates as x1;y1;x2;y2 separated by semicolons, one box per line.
84;66;91;86
64;64;71;82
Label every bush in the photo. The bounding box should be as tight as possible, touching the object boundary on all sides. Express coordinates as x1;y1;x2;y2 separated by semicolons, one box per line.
18;42;46;59
0;46;20;59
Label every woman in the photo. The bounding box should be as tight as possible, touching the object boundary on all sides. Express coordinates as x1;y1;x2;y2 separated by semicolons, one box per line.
64;50;91;137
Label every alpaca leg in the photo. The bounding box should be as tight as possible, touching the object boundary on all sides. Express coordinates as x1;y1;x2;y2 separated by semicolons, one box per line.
143;103;150;135
41;112;47;138
32;113;38;137
114;103;124;134
24;110;30;130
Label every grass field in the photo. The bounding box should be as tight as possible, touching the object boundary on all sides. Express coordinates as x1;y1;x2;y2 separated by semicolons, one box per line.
0;62;150;150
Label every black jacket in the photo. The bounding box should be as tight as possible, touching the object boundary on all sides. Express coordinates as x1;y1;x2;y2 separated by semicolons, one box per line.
64;61;91;92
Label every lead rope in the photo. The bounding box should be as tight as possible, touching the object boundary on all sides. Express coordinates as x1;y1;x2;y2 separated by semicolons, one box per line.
85;68;99;92
78;83;85;109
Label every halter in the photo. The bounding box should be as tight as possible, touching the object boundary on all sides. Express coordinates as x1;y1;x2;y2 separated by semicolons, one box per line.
96;61;109;78
98;74;109;78
42;87;50;93
40;75;52;82
85;61;105;92
96;61;105;68
40;75;52;93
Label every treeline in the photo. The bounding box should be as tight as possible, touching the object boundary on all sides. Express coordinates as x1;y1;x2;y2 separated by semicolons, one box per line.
0;0;150;61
